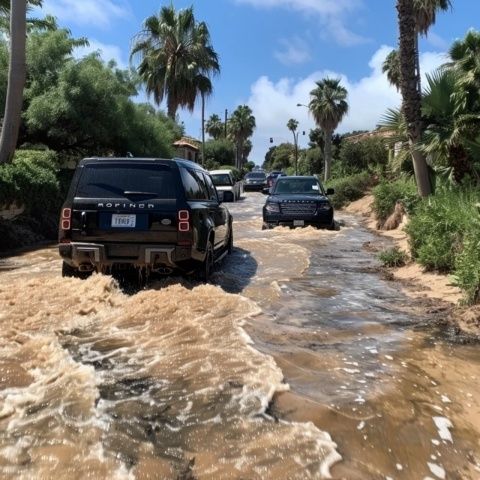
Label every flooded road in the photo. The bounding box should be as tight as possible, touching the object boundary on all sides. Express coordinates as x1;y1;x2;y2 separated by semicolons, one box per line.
0;192;479;479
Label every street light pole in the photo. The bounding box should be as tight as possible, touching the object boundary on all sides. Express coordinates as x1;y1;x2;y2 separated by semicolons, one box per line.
292;130;299;176
224;108;228;138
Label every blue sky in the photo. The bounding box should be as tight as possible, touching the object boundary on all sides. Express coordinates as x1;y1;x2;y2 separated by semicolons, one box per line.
34;0;480;164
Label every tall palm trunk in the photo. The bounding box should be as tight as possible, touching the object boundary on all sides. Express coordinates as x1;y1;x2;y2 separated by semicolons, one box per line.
397;0;431;197
0;0;27;165
201;92;205;166
323;129;332;182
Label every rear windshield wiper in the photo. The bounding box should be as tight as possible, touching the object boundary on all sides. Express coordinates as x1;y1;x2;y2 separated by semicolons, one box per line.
123;191;158;196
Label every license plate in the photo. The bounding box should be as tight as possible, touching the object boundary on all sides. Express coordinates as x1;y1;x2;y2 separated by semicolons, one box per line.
293;220;305;227
111;214;136;228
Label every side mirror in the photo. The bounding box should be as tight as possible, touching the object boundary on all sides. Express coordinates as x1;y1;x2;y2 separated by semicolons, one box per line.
326;188;335;195
216;190;224;203
261;187;270;195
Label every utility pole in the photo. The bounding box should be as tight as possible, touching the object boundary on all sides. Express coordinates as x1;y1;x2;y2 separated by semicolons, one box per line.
224;109;228;138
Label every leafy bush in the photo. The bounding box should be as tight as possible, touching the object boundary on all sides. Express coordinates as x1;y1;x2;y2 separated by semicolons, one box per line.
372;178;418;222
326;171;373;209
454;230;480;304
203;139;235;167
407;190;480;304
0;150;60;215
378;247;408;267
339;137;388;174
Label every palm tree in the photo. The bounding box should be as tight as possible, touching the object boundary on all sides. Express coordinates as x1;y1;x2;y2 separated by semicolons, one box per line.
228;105;256;170
308;78;348;181
287;118;299;175
448;30;480;113
382;49;401;91
205;114;224;140
131;5;219;119
0;0;27;164
195;74;212;166
396;0;432;196
421;69;480;182
413;0;451;94
383;1;451;94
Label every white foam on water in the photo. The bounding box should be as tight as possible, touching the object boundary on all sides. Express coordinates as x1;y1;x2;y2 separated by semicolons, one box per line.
427;462;446;479
433;417;453;443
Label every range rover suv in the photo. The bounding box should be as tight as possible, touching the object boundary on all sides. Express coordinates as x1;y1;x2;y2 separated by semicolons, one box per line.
58;158;233;280
262;176;335;229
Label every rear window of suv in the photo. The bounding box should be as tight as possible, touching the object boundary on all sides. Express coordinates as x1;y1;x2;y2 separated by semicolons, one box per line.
246;172;266;179
75;163;177;199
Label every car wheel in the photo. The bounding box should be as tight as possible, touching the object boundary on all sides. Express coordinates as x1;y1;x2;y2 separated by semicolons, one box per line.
62;261;90;279
197;241;214;282
227;227;233;254
327;220;336;230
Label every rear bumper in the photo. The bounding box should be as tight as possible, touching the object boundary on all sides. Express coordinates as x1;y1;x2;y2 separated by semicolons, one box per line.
59;242;194;269
244;184;266;191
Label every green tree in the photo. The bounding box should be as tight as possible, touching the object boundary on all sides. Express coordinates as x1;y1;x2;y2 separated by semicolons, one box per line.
205;113;224;139
309;78;348;181
203;138;235;166
131;5;219;119
228;105;256;169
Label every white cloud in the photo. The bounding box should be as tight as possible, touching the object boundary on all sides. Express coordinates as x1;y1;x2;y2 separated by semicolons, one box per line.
73;39;127;69
425;31;449;51
274;37;311;66
235;0;368;46
245;46;446;165
41;0;130;28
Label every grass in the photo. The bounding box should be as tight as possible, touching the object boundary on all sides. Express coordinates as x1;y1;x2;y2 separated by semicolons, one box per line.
377;247;408;267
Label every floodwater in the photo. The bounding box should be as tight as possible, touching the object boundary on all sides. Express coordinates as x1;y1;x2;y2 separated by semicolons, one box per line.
0;193;479;479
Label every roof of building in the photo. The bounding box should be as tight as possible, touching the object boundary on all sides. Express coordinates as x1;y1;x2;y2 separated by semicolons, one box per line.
173;136;200;151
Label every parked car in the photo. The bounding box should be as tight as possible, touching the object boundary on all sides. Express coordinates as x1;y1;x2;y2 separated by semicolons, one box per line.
210;169;241;201
244;171;267;191
262;176;335;229
58;157;233;280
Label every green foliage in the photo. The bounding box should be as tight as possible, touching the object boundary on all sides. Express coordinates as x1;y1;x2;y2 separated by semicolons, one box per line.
263;143;295;172
0;150;59;214
299;147;322;175
378;247;408;267
338;137;388;174
203;138;235;166
406;189;480;275
25;56;179;157
372;178;418;222
454;227;480;304
326;171;373;209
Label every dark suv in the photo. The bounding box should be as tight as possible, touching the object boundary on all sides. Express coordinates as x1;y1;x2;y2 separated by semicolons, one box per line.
262;176;334;229
58;158;233;280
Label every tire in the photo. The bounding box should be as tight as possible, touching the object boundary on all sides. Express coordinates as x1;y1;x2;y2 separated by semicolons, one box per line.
197;241;214;282
227;227;233;254
327;220;336;231
62;261;90;279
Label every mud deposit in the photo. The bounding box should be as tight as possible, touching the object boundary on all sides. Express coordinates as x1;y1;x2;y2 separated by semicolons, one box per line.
0;193;479;479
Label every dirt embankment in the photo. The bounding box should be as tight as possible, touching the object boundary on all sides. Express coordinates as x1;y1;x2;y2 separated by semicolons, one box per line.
343;195;480;339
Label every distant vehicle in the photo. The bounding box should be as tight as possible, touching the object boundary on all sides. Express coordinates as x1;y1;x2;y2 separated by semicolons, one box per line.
264;171;286;192
262;176;335;229
58;157;233;281
210;169;241;202
244;171;267;191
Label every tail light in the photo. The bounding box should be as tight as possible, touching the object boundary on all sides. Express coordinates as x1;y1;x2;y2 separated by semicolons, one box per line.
61;208;71;230
178;210;190;232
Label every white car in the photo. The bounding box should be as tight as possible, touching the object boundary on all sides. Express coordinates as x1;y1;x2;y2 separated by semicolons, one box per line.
210;169;241;202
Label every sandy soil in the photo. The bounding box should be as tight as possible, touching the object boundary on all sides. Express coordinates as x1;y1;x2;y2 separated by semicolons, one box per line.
342;195;480;339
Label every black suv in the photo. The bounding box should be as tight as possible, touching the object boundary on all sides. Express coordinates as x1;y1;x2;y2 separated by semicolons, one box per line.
262;176;334;229
58;158;233;280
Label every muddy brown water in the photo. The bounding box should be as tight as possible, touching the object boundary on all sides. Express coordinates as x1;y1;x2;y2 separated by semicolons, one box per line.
0;192;479;479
